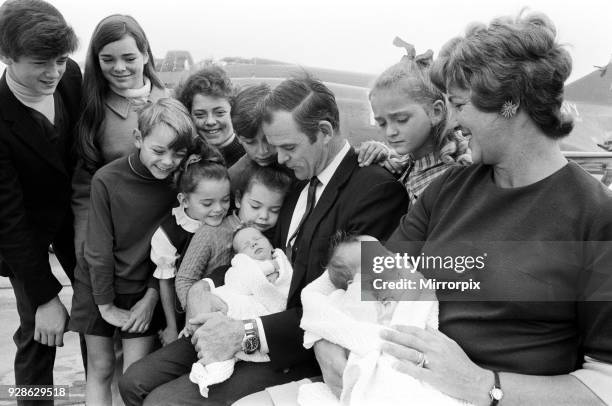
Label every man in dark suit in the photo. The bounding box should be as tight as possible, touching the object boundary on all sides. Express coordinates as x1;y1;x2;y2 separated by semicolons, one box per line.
119;77;407;405
0;0;81;397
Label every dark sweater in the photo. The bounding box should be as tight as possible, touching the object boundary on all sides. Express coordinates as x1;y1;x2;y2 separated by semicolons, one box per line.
389;162;612;375
220;135;245;168
84;154;177;304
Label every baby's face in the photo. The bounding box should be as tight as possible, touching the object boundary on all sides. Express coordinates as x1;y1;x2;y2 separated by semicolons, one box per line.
233;227;273;261
327;242;361;290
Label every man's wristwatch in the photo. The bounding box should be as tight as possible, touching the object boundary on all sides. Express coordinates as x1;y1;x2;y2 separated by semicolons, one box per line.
489;371;503;406
241;320;260;354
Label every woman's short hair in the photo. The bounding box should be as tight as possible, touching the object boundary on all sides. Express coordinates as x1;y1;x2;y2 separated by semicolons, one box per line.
138;98;196;153
0;0;77;59
231;83;272;140
262;76;340;143
175;64;234;112
431;11;573;139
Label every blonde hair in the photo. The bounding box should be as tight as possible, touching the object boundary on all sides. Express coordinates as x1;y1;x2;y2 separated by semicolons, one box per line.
370;41;471;164
138;98;197;152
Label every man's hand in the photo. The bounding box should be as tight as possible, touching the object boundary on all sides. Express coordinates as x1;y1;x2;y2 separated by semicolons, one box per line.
314;339;349;398
98;304;130;328
185;288;228;324
34;296;68;347
189;312;243;364
123;288;159;333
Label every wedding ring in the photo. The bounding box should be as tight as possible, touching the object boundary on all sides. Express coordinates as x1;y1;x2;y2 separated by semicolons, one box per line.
416;351;425;367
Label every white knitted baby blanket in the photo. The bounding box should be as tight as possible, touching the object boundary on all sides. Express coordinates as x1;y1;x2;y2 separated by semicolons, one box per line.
298;271;469;406
189;248;292;397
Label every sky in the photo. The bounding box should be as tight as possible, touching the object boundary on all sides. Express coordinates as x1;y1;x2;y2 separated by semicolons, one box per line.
44;0;612;84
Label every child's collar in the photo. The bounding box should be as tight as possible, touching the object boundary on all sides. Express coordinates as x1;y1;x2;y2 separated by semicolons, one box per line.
173;203;201;232
128;153;158;180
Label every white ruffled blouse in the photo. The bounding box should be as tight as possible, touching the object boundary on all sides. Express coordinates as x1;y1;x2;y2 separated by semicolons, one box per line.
150;204;202;279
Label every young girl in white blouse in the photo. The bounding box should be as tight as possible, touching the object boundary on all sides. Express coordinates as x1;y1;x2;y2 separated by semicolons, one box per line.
150;141;228;346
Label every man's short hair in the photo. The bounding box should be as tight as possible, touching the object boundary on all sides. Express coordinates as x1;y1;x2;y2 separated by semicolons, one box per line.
0;0;77;60
262;76;340;143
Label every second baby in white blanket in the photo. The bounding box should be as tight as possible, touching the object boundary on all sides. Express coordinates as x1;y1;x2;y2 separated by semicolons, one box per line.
298;235;469;406
185;226;292;397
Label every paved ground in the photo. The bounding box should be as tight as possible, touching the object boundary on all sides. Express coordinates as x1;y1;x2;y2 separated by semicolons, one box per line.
0;255;123;405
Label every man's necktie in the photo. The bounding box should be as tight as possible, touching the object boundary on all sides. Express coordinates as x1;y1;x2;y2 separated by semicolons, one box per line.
286;177;320;263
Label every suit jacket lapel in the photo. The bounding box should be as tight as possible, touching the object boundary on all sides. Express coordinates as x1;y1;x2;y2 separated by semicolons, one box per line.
0;74;67;176
303;148;357;239
287;148;358;299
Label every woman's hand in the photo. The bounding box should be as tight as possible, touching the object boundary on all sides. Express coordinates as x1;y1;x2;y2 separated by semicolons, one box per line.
314;339;349;398
357;141;391;167
123;288;159;333
98;304;130;328
381;325;493;406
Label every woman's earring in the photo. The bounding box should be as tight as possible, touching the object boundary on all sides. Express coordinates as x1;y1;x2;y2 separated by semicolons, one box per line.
500;100;519;119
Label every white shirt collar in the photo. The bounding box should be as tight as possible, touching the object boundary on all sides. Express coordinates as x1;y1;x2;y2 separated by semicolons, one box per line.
285;141;350;246
172;203;201;233
316;141;350;188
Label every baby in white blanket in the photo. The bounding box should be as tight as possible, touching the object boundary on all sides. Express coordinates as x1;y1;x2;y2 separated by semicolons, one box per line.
185;226;292;397
297;235;469;406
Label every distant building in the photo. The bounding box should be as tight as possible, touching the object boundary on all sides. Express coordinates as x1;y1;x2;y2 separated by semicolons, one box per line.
158;50;194;72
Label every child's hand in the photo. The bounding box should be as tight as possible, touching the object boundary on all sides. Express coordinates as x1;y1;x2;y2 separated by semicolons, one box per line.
123;289;159;333
159;326;179;346
178;322;200;338
357;140;391;167
266;260;280;283
381;155;410;174
266;271;280;284
98;304;130;328
178;326;190;339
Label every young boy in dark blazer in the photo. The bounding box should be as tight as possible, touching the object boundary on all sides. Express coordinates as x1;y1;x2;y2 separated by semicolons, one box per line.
0;0;81;396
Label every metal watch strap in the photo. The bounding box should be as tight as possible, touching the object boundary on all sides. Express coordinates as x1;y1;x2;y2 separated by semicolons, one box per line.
242;320;260;354
244;320;256;336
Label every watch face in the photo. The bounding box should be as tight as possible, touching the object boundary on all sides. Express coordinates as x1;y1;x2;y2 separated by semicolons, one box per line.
242;335;260;354
491;387;504;401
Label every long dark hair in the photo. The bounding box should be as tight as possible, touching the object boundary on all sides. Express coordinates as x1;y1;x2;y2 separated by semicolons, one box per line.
76;14;164;173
